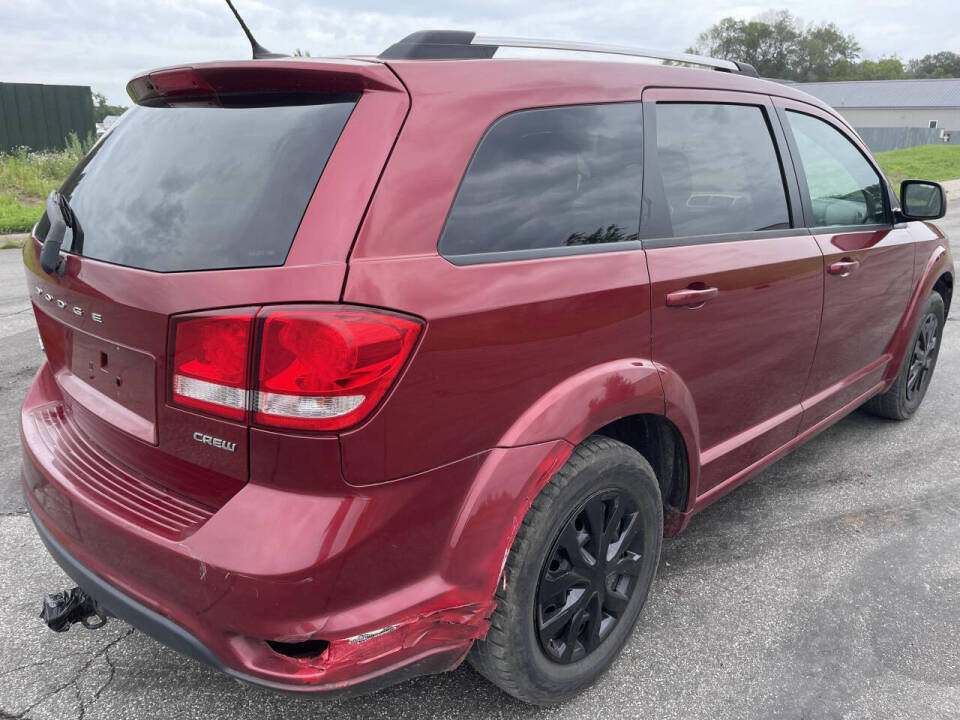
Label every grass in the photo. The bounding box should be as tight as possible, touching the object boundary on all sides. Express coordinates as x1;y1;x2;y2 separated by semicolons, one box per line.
0;196;41;236
0;133;90;237
875;144;960;188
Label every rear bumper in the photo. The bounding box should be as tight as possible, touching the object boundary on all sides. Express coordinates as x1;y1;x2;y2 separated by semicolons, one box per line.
28;506;462;696
21;361;570;694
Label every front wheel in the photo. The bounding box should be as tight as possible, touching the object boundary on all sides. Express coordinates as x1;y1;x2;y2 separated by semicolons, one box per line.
864;290;945;421
468;436;662;705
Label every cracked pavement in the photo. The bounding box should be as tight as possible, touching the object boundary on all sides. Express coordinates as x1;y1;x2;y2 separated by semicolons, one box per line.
1;222;959;718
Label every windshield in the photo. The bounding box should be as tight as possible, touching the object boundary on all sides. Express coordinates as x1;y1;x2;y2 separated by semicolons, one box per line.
36;96;357;272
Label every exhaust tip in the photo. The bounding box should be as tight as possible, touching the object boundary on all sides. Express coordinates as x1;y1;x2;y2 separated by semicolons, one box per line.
266;638;329;659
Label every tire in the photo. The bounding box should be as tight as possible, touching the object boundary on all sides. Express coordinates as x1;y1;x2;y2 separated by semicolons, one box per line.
468;435;662;705
863;291;945;421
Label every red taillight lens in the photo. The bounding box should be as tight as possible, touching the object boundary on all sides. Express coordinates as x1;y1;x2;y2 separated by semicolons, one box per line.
253;309;422;431
171;313;253;421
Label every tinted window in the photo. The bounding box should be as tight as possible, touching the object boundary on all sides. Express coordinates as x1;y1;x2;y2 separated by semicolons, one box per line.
37;98;357;272
786;111;886;227
654;103;790;237
438;103;643;257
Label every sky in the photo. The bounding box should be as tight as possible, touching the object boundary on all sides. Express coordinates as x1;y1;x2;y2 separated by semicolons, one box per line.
2;0;959;106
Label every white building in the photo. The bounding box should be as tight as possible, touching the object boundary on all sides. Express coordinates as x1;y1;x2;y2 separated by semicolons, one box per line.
794;78;960;130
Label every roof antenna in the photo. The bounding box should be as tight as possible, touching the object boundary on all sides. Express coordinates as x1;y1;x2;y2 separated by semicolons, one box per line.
224;0;288;59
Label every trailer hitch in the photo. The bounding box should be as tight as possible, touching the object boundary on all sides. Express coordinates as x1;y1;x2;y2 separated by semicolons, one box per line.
40;587;108;632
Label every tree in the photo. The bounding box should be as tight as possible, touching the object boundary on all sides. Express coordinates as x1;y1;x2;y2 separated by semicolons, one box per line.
690;11;958;81
752;10;802;79
689;11;863;81
689;16;795;78
794;22;861;81
91;91;127;123
908;51;960;78
843;57;906;81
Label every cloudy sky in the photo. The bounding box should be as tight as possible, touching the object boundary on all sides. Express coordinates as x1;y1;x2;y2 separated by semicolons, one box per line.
2;0;958;105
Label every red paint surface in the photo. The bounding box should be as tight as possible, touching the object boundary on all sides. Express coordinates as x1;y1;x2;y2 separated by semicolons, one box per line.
19;56;954;693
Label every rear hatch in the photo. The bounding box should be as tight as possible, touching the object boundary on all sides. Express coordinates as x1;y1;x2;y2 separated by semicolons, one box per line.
24;59;409;508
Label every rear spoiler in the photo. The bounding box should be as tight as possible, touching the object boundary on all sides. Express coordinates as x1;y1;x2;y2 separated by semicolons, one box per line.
126;60;404;108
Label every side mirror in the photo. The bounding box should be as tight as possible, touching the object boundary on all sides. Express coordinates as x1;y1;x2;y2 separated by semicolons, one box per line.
899;180;947;221
40;191;68;275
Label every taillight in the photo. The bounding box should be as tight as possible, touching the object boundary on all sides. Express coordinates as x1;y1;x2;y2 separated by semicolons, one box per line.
254;308;421;431
169;306;421;431
171;312;254;421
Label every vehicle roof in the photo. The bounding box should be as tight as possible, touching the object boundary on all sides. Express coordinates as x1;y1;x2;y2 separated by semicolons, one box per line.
380;57;842;116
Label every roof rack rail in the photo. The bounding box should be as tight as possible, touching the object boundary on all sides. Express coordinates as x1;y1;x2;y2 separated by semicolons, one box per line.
378;30;759;78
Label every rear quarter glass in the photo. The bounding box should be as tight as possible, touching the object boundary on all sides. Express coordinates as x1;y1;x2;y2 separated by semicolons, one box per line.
35;96;357;272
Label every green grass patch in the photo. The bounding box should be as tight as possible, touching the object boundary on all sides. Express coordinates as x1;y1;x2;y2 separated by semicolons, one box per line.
875;144;960;188
0;194;42;234
0;133;90;234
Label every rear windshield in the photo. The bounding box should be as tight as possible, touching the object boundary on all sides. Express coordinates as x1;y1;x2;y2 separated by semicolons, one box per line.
37;96;357;272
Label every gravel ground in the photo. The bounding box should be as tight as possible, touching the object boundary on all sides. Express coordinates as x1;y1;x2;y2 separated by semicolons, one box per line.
1;215;959;718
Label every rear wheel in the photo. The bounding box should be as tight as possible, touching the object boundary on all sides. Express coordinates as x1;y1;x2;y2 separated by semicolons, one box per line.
469;436;662;705
864;291;945;420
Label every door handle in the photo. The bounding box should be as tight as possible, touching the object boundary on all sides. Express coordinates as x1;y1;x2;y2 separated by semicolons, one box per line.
828;258;861;276
665;285;719;308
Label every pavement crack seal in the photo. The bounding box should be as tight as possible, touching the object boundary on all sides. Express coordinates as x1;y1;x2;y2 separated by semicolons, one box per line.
4;627;134;720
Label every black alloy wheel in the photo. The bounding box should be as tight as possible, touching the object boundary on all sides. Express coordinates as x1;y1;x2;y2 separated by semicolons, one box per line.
469;435;662;705
536;489;645;663
863;290;945;421
906;312;939;402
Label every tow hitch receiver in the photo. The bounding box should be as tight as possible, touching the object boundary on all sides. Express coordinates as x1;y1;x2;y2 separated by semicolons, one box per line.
40;587;108;632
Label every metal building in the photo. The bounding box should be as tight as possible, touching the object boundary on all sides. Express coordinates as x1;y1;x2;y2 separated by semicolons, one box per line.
793;78;960;130
0;82;95;153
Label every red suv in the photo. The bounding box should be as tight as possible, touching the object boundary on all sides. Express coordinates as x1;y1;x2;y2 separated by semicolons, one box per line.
21;31;951;705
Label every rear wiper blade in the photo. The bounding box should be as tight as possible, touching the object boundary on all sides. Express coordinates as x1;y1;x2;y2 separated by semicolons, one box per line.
40;191;84;275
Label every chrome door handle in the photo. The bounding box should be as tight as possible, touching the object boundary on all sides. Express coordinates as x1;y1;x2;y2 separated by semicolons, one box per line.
828;258;861;276
665;286;719;308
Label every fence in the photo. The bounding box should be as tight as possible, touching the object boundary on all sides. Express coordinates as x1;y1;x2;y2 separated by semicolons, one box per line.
0;82;95;153
856;126;960;153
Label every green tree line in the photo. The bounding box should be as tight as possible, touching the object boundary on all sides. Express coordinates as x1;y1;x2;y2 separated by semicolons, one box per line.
689;10;960;81
92;91;127;123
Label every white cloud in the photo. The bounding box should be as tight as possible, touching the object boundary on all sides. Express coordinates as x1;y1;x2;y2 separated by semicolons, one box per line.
1;0;958;105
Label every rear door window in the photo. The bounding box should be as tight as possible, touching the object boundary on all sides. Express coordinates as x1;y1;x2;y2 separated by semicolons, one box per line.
653;103;791;238
438;102;643;258
37;97;357;272
784;111;887;227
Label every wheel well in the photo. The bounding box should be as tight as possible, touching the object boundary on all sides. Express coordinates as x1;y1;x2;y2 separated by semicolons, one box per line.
934;273;953;317
595;414;689;512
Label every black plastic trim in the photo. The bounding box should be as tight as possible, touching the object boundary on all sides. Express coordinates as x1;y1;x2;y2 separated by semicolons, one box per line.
642;227;808;250
732;61;759;77
807;223;894;234
444;240;643;266
898;179;948;221
379;31;497;60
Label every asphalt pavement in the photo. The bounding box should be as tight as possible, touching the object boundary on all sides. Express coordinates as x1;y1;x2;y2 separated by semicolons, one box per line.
1;213;959;718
